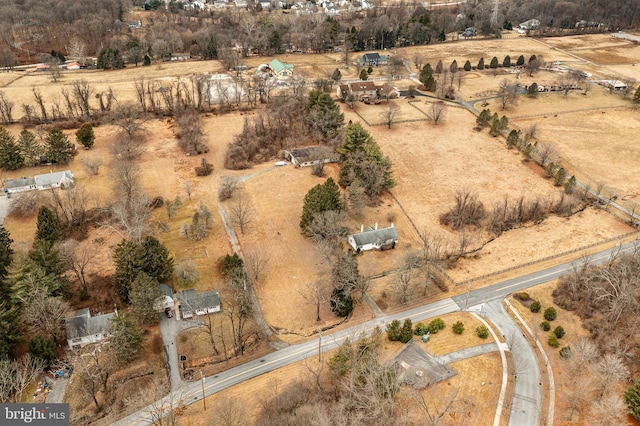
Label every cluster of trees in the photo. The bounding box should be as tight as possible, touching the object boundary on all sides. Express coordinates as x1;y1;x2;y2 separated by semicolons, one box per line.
0;127;75;170
440;190;586;239
226;90;343;169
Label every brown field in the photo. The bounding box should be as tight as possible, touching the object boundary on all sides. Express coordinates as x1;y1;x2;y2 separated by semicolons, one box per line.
4;32;640;423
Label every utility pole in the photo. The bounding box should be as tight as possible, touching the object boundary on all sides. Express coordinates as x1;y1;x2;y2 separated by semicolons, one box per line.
200;369;206;411
317;329;322;363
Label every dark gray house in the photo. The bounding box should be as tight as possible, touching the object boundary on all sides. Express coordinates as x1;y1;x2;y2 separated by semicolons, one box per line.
65;308;115;348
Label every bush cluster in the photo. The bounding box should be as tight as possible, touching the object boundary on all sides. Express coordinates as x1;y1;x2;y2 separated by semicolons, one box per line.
476;325;489;339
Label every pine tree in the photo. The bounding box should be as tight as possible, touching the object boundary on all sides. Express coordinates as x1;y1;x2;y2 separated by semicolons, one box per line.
0;226;13;282
331;68;342;81
108;312;144;363
477;57;485;70
141;236;174;282
307;89;344;138
633;86;640;104
28;240;67;291
45;128;73;165
129;272;163;325
28;336;57;367
75;122;95;149
503;55;511;68
359;68;368;80
400;319;414;343
18;129;42;167
463;60;471;71
0;127;23;170
516;55;525;66
112;239;145;303
300;178;343;231
625;380;640;421
490;56;499;69
36;206;62;244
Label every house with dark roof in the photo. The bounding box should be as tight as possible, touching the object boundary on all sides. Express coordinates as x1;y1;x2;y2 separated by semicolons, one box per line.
337;81;378;101
347;223;398;253
284;146;340;167
359;52;387;66
4;170;74;194
177;289;221;319
65;309;115;348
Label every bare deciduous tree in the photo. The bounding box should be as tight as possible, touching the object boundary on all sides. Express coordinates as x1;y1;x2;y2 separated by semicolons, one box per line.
394;250;421;304
426;101;447;125
58;239;92;298
497;79;519;109
82;155;103;175
218;176;241;201
381;103;400;129
244;248;270;284
229;196;254;235
0;355;45;403
174;260;201;287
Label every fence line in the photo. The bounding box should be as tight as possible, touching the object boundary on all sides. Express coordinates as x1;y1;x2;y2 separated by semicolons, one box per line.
455;230;639;286
510;104;628;120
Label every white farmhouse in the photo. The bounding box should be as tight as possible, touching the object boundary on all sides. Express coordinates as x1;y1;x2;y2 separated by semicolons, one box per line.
65;309;115;348
347;223;399;253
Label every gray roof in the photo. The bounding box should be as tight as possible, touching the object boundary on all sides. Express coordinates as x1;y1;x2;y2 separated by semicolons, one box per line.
287;146;338;163
363;53;381;60
34;170;73;187
349;225;399;247
178;289;221;311
65;309;115;340
5;176;35;189
159;283;173;298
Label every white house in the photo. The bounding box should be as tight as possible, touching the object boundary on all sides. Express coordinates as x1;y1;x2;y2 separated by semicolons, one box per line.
65;309;115;348
155;283;175;311
347;223;399;253
284;146;340;167
177;289;221;319
4;170;74;194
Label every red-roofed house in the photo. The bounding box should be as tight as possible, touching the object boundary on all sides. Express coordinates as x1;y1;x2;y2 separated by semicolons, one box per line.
337;81;378;101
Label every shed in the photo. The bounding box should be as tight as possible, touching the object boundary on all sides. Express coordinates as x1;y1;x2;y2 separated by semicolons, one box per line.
65;309;115;348
177;289;221;319
347;223;398;252
359;53;387;66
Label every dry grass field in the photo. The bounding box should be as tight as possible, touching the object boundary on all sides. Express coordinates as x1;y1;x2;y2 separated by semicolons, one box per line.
3;32;640;424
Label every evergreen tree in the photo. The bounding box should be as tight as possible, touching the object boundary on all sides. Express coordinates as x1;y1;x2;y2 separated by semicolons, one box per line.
141;236;174;282
28;240;67;292
506;129;521;147
435;60;443;76
331;68;342;82
330;287;353;317
476;108;492;127
45;128;73;165
112;239;145;303
463;60;471;71
516;55;525;66
108;312;144;363
625;379;640;421
307;89;345;138
477;57;485;70
0;300;21;358
35;206;62;244
28;336;57;367
419;63;437;92
97;47;125;70
400;319;414;343
359;68;368;80
528;82;539;97
75;122;95;149
633;86;640;104
129;272;163;325
18;129;42;167
339;122;394;196
490;56;499;69
0;226;13;282
300;178;343;231
0;127;24;170
386;319;401;341
503;55;511;68
7;256;64;303
221;253;244;276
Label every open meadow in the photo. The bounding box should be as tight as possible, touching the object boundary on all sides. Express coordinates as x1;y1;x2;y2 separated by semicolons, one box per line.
1;31;639;424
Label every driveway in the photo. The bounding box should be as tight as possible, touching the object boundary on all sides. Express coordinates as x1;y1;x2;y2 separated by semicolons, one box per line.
159;313;201;391
481;300;542;426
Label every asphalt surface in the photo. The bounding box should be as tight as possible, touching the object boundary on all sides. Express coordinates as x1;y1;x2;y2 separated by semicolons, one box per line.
159;313;202;391
114;239;640;426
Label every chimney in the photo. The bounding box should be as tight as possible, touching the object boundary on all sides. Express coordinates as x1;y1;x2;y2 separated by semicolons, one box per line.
360;224;364;233
375;222;378;230
391;222;395;228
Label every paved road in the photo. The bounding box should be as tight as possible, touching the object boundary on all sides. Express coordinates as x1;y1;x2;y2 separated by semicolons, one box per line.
436;342;498;365
115;238;640;425
482;300;541;426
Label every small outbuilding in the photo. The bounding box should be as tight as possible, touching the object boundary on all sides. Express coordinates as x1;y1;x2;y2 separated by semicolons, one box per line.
65;308;115;348
359;52;387;66
177;289;221;319
348;223;398;253
155;283;175;311
284;146;340;167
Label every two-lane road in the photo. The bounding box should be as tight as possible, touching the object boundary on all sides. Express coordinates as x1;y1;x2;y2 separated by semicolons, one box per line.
115;239;639;426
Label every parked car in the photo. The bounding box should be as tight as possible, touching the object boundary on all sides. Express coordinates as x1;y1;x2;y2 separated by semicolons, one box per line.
164;307;173;318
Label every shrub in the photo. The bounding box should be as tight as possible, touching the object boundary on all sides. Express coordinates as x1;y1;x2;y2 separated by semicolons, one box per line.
544;307;557;321
548;334;559;348
220;253;243;276
427;318;446;334
400;319;414;343
554;326;565;339
515;292;530;301
414;322;429;336
530;301;541;313
559;346;572;359
476;325;489;339
540;321;551;331
387;319;401;341
452;321;464;334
